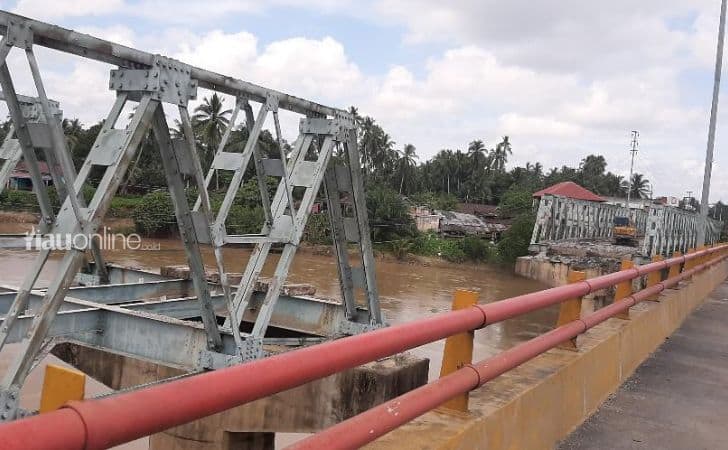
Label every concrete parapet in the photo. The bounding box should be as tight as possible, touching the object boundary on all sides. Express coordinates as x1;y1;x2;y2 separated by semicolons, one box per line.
369;260;728;450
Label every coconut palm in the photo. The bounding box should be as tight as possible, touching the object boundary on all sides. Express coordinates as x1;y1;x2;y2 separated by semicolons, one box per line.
192;93;232;169
396;143;418;194
621;173;650;199
492;135;512;172
467;139;488;172
62;118;83;151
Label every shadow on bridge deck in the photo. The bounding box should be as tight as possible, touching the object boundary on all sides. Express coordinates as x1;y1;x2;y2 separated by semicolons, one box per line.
558;281;728;449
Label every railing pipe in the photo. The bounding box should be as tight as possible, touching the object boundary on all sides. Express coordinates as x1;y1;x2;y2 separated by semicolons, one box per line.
0;245;724;449
291;253;727;450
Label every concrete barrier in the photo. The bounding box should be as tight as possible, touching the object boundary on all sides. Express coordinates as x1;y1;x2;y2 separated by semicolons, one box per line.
369;260;728;450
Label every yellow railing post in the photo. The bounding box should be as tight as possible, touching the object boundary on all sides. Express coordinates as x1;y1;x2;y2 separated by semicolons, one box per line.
613;259;633;319
646;254;663;301
697;245;706;266
439;289;478;413
685;248;696;273
39;364;85;413
556;270;586;351
668;251;682;279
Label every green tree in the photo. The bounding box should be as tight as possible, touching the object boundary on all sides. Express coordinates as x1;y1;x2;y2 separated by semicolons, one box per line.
622;173;650;199
62;118;83;153
467;139;488;171
366;184;415;241
499;188;533;217
497;213;535;263
396;143;418;194
492;136;512;172
192;93;232;170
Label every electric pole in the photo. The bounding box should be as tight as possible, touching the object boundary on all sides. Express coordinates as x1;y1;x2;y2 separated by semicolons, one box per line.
626;130;639;207
698;0;727;246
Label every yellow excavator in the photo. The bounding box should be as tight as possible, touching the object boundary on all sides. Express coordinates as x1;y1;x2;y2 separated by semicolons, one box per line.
613;216;637;246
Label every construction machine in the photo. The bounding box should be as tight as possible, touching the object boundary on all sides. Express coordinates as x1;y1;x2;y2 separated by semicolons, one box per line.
612;216;638;246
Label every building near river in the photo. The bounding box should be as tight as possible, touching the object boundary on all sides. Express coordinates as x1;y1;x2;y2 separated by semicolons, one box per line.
408;205;507;239
6;161;53;191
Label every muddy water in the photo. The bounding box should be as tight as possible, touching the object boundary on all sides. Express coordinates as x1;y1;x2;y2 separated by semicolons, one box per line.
0;222;555;448
0;222;553;382
0;233;557;447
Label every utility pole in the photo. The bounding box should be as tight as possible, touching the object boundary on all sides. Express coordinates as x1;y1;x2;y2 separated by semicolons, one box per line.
626;130;639;208
698;0;727;246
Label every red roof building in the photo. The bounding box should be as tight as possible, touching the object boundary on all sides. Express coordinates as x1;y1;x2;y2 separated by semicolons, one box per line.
532;181;605;202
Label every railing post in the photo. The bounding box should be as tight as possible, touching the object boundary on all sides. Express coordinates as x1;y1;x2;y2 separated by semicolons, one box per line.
646;254;663;301
438;289;478;413
685;248;696;273
613;259;633;319
556;270;586;351
39;364;85;414
697;245;707;266
669;251;682;279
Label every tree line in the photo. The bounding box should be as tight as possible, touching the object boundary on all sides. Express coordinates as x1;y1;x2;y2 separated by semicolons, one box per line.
349;106;651;206
0;94;656;208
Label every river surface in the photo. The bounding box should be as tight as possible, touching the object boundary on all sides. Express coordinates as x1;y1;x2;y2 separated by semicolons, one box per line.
0;222;553;448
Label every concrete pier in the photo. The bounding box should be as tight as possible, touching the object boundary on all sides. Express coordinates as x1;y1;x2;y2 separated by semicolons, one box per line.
558;280;728;450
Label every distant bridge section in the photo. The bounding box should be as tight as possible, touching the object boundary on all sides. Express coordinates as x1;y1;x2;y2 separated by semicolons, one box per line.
530;194;722;257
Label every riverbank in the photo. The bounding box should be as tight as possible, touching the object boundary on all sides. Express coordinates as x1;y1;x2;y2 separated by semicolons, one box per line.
0;210;514;269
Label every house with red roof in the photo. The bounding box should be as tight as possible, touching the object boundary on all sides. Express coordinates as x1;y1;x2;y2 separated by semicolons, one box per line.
532;181;606;203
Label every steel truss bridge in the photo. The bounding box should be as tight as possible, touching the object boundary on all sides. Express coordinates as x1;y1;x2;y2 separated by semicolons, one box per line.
0;10;383;421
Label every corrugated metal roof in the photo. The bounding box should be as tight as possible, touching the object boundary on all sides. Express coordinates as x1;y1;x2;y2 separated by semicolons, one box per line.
533;181;606;202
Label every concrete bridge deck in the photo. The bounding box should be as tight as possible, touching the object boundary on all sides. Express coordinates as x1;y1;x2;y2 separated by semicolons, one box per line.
559;280;728;450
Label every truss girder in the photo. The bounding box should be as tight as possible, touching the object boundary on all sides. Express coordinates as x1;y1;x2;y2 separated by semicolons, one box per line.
0;10;382;421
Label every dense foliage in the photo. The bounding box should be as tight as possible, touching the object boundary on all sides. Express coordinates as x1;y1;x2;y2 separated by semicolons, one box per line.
2;96;692;265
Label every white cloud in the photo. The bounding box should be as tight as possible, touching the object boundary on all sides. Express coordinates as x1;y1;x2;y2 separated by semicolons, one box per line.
3;1;727;201
13;0;124;20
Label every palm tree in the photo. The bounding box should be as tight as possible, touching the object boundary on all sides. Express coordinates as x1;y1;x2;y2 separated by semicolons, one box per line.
359;116;378;174
492;135;512;172
62;118;83;151
467;140;488;172
192;93;232;169
348;106;362;130
192;93;232;189
621;173;650;199
397;143;418;194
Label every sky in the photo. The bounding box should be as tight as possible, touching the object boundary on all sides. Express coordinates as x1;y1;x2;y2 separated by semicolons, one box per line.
2;0;728;201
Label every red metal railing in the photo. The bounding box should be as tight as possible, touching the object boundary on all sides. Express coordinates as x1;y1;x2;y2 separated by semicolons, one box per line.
290;251;722;449
0;245;726;450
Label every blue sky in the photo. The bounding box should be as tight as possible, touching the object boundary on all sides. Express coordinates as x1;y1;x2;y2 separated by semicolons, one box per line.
3;0;728;202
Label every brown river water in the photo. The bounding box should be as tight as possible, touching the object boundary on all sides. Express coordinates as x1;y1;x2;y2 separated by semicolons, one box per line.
0;222;553;448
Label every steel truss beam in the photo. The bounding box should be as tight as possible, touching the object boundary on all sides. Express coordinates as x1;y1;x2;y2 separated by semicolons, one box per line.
0;288;362;369
0;11;383;421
